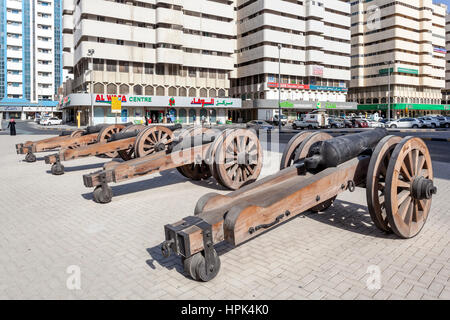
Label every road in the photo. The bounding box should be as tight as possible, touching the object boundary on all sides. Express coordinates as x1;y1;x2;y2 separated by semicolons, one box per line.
3;120;450;163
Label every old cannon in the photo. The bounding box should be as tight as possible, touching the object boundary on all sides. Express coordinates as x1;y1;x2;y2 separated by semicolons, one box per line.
83;127;263;204
43;124;181;175
15;123;128;163
160;129;437;281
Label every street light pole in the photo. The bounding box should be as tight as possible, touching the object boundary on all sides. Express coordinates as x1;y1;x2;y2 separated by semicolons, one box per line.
278;44;282;131
87;49;95;126
386;60;393;122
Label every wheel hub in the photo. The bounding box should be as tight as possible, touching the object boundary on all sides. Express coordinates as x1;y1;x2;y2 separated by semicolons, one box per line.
411;176;437;200
154;142;165;152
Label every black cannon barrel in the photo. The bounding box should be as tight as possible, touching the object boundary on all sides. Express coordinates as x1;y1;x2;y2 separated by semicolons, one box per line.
108;130;140;142
59;130;73;137
83;124;108;135
305;128;388;171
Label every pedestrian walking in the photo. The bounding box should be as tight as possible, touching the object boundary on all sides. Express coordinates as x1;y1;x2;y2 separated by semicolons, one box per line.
7;118;16;136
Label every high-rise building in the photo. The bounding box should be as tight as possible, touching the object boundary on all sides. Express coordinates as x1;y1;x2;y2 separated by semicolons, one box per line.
349;0;447;118
62;0;239;125
442;14;450;105
0;0;62;120
231;0;355;121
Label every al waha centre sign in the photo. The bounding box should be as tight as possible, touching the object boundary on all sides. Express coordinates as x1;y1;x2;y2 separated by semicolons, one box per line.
64;94;242;109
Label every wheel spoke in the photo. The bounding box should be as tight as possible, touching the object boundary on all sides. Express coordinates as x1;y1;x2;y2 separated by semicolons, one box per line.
397;195;411;220
406;151;414;177
396;179;410;189
412;149;419;176
401;162;413;181
419;168;429;178
397;190;410;207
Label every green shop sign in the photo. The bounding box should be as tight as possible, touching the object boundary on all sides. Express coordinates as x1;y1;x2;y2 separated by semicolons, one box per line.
280;101;294;108
358;103;449;111
129;96;152;103
379;67;418;75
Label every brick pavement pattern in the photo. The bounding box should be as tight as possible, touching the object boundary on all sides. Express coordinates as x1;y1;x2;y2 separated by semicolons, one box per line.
0;134;449;300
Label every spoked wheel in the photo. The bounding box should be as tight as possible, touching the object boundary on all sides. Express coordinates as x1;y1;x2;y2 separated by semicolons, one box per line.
280;132;314;169
134;126;174;158
179;162;212;181
366;135;402;233
214;129;263;190
385;137;436;238
117;125;146;161
205;129;234;186
97;124;126;158
176;127;213;180
294;132;333;162
292;132;333;212
70;130;84;138
183;249;221;282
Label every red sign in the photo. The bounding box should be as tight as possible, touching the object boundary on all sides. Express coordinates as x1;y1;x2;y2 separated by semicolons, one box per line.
267;83;310;90
191;98;214;108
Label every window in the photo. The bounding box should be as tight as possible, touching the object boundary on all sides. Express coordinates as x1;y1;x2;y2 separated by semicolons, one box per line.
94;83;104;94
156;64;165;75
188;88;196;97
199;69;207;78
106;60;117;72
169;87;177;96
107;84;117;94
134;85;143;95
200;88;207;97
209;89;217;98
133;63;142;74
179;87;187;96
144;63;154;74
94;59;104;71
145;86;154;95
188;68;196;77
156;86;165;96
119;61;129;72
119;84;129;94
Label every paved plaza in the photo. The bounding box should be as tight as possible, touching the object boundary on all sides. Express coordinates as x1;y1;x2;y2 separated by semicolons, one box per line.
0;134;449;300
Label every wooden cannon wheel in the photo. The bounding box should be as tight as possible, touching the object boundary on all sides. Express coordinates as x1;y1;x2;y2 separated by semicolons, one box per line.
385;137;434;239
205;129;234;185
70;130;84;138
117;125;146;161
176;127;213;181
366;135;402;233
97;124;126;158
134;126;174;158
290;132;335;212
214;129;263;190
280;132;314;169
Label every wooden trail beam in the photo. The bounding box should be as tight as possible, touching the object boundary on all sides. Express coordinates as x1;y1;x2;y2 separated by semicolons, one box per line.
83;143;212;188
45;137;136;164
164;156;369;258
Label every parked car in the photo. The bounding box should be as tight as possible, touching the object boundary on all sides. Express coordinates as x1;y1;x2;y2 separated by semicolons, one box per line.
351;117;369;128
246;120;274;131
328;118;344;129
385;118;422;129
436;116;450;128
273;114;288;126
342;119;354;128
40;117;63;126
292;119;319;130
367;120;385;128
418;116;440;128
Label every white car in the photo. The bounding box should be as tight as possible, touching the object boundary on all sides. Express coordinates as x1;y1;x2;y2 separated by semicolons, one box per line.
385;118;422;129
418;116;440;128
367;120;385;128
40;117;63;126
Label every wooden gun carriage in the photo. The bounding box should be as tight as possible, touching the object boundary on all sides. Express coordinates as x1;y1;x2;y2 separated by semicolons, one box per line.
160;129;437;282
43;124;181;175
83;127;263;204
15;123;127;163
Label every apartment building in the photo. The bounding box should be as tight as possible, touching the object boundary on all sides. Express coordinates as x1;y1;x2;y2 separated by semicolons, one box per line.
349;0;448;118
443;14;450;105
62;0;240;125
0;0;62;120
231;0;356;121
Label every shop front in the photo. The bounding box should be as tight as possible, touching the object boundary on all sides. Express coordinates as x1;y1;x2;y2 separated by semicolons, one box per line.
357;103;450;119
242;100;358;122
63;94;242;126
